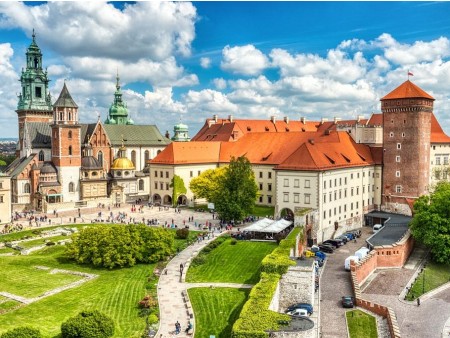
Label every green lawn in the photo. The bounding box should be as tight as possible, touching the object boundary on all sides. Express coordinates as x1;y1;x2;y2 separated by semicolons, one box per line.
186;239;276;284
406;261;450;300
250;205;275;218
0;225;204;338
19;235;71;249
346;310;378;338
188;287;249;338
0;247;16;254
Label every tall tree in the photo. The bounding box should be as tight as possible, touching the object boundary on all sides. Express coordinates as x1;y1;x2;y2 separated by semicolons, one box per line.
410;181;450;263
214;156;258;222
189;166;226;202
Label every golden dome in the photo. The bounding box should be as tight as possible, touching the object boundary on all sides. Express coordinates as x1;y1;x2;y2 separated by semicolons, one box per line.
111;157;135;170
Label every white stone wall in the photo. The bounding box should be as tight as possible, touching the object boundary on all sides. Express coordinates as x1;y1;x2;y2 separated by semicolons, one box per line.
278;266;315;312
57;166;80;202
112;145;167;171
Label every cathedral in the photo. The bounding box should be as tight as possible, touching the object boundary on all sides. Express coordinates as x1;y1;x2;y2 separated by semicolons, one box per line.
4;32;171;212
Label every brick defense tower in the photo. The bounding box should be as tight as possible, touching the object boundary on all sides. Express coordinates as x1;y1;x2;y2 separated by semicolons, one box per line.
381;80;435;215
16;30;53;157
51;83;81;202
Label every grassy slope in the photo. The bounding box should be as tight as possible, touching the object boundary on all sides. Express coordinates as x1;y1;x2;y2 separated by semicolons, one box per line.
188;288;249;338
186;239;277;284
346;310;377;338
406;261;450;300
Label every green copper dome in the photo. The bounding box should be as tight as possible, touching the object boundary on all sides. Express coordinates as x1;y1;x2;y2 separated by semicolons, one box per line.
105;72;134;125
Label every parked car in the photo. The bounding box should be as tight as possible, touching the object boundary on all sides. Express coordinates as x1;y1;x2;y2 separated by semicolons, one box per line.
315;257;324;267
286;308;309;317
315;251;327;260
354;247;370;260
336;235;348;244
318;244;334;253
343;232;355;240
373;223;383;233
342;296;355;308
344;255;359;271
323;239;342;248
310;245;320;253
286;302;314;315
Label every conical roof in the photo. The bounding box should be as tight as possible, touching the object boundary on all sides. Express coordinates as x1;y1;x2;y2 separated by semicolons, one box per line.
54;83;78;108
381;80;434;100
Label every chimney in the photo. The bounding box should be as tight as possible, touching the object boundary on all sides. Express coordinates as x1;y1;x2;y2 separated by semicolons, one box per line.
213;114;218;123
271;115;276;123
284;116;289;124
320;118;328;124
300;117;306;124
334;117;342;124
208;120;214;128
165;130;170;139
228;115;234;122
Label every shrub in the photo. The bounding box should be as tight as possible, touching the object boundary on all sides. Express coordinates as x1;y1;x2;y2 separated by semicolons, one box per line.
147;313;159;325
0;327;42;338
230;239;238;245
191;255;206;266
61;310;114;338
175;228;189;239
46;241;56;246
138;295;158;309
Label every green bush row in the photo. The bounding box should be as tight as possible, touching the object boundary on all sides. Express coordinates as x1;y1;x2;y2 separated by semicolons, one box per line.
232;228;301;337
231;272;291;337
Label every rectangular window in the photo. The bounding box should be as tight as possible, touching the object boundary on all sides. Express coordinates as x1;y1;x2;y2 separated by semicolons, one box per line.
351;173;353;179
160;182;164;190
334;179;337;186
198;170;201;176
329;210;331;217
259;183;263;190
190;171;193;178
324;181;327;189
268;183;272;191
357;187;359;195
259;196;263;203
351;202;354;210
396;156;401;163
376;173;380;178
268;196;272;204
154;182;158;189
166;171;169;178
323;194;326;203
345;177;347;185
435;171;441;180
334;191;337;200
154;171;158;178
294;179;300;188
339;178;342;186
166;183;169;190
334;207;336;215
436;157;441;165
0;195;3;203
344;204;347;212
396;171;401;178
329;192;332;201
268;172;272;179
445;157;449;165
329;179;332;188
305;179;310;188
351;188;354;196
283;193;289;202
35;86;42;98
323;211;326;219
284;179;289;187
0;182;2;189
356;201;359;208
397;143;401;150
396;185;402;193
259;172;263;178
305;194;310;204
160;171;163;178
344;189;347;198
294;194;299;203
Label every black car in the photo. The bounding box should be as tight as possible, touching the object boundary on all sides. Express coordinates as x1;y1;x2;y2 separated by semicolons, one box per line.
286;302;314;315
318;244;334;253
336;235;348;244
322;240;342;248
342;296;354;308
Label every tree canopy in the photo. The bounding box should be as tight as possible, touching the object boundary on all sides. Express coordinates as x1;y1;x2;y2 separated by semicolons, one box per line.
61;310;114;338
66;224;174;269
410;182;450;263
170;174;187;207
190;156;258;222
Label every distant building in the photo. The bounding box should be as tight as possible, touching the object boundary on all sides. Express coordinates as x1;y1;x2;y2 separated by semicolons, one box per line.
171;121;190;142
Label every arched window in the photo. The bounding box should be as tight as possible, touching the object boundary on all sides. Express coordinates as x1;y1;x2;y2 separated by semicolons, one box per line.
38;150;44;161
68;130;72;139
157;150;161;155
98;151;103;166
24;183;31;194
131;150;136;167
69;182;74;192
68;146;72;156
144;150;150;163
139;179;144;191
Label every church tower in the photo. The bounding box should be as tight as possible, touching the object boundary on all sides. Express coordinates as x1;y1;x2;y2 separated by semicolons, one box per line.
104;73;134;125
16;30;53;155
51;83;81;202
171;121;190;142
381;80;435;215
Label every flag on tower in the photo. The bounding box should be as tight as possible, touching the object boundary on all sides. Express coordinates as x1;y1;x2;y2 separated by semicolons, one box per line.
408;71;414;76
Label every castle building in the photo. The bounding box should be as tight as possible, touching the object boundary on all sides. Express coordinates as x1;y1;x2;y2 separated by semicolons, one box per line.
3;33;170;212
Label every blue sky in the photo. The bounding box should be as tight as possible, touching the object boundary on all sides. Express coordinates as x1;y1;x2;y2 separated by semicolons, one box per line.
0;1;450;138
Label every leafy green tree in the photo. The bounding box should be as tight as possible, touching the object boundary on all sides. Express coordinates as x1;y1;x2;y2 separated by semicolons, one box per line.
189;166;226;202
0;327;42;338
410;181;450;263
171;174;187;207
214;156;258;222
61;310;114;338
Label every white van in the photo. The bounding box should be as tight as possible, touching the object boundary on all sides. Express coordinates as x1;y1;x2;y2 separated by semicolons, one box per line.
344;255;360;271
373;223;383;233
354;247;370;260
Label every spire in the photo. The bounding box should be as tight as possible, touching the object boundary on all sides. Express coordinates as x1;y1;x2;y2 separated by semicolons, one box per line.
54;82;78;108
105;72;131;124
32;28;36;43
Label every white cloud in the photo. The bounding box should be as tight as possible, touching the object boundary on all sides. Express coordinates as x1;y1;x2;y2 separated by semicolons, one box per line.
0;2;197;61
144;87;186;115
221;45;269;76
184;89;238;113
0;43;20;132
200;57;211;69
213;78;227;90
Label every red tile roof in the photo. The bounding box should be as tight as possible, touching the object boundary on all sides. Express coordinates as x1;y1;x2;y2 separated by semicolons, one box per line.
150;141;222;164
381;80;434;100
367;114;383;126
369;146;383;165
430;113;450;143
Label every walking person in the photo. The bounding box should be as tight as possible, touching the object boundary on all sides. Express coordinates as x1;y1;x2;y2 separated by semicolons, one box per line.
175;321;180;334
185;320;192;334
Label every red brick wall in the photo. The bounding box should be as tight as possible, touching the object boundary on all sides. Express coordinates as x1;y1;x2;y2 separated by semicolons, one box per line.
51;125;81;167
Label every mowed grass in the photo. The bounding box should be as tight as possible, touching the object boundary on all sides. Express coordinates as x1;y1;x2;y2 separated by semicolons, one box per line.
186;239;276;284
0;300;21;313
0;241;153;337
250;205;275;218
346;310;377;338
0;247;16;254
0;259;82;298
406;261;450;300
19;235;71;249
188;287;249;338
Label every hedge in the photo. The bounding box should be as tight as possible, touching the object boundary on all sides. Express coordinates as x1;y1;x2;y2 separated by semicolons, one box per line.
0;327;42;338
